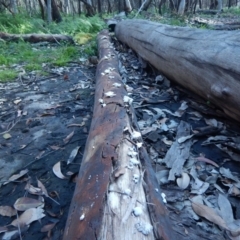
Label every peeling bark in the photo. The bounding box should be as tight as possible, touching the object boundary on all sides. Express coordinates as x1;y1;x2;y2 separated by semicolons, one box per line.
63;30;175;240
115;19;240;122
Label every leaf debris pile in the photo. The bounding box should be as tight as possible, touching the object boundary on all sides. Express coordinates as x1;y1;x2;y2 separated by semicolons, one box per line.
114;37;240;239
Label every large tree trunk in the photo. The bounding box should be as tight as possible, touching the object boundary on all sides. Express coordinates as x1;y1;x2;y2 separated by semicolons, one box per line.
115;19;240;122
63;29;175;240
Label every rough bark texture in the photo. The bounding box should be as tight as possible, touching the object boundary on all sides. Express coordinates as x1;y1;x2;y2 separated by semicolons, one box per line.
43;0;62;22
63;29;174;240
0;32;74;43
115;19;240;122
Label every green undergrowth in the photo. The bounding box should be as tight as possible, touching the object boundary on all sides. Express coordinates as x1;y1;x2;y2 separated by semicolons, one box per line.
0;13;105;82
223;6;240;15
0;69;18;82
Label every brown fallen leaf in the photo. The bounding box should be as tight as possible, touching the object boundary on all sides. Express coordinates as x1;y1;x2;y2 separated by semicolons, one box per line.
67;123;85;128
35;150;45;160
46;210;58;217
0;226;8;233
26;118;33;125
53;161;67;179
19;144;27;150
25;182;42;195
4;169;28;185
11;207;45;228
46;104;62;110
195;156;219;168
67;146;81;165
63;131;74;144
37;179;49;197
41;221;58;232
0;206;17;217
192;202;228;229
49;191;60;200
39;112;55;117
14;197;43;211
229;185;240;196
66;171;74;176
162;137;173;146
49;145;62;150
37;179;60;205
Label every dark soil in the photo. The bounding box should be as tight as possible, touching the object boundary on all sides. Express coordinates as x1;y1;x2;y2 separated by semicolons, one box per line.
0;63;95;239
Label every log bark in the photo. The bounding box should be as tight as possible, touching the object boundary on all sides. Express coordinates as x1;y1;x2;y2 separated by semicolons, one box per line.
0;32;74;44
115;19;240;122
63;30;175;240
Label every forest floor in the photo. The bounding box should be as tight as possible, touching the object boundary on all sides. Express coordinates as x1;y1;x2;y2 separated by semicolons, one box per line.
1;16;240;239
0;60;95;239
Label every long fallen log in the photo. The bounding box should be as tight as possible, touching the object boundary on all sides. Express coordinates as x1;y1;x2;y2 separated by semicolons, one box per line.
0;32;74;44
63;30;175;239
115;19;240;122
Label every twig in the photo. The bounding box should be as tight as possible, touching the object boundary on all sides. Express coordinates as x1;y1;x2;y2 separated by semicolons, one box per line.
16;211;23;240
0;118;21;134
134;0;147;18
78;68;93;80
23;150;55;168
46;195;60;205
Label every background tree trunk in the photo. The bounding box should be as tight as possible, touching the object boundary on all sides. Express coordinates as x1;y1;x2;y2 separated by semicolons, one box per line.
178;0;186;14
10;0;17;14
47;0;52;23
64;0;69;14
51;0;62;22
97;0;102;14
38;0;46;20
44;0;62;22
217;0;223;10
115;19;240;122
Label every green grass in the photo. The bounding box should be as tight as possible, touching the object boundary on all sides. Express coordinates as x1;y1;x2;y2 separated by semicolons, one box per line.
223;7;240;15
0;13;106;82
0;70;18;82
25;63;42;71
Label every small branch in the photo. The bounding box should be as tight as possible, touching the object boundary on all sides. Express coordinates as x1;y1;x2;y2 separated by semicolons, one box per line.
134;0;148;18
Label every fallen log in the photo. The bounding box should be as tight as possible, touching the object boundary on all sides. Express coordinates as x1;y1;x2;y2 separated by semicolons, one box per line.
196;9;222;14
115;19;240;122
0;32;74;44
63;30;175;239
192;18;240;30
